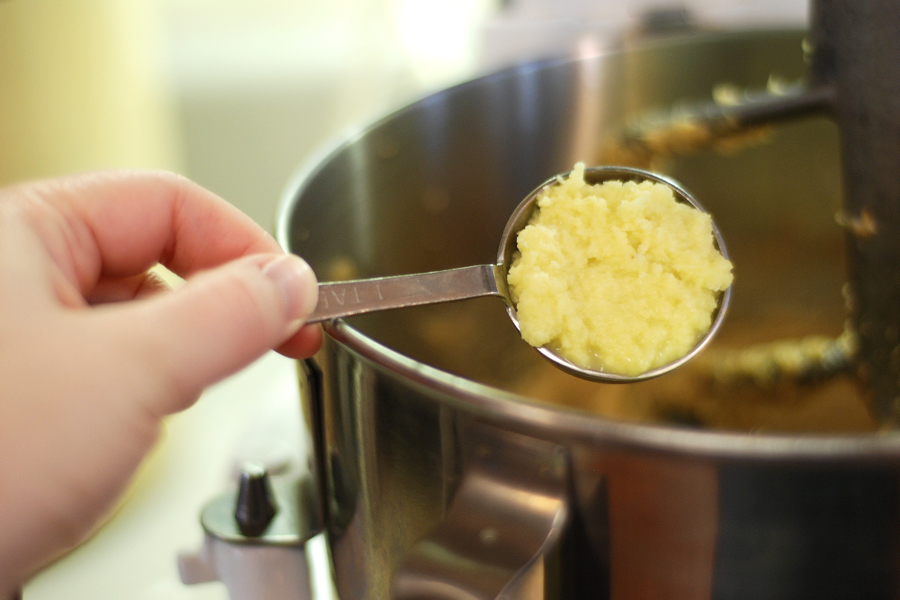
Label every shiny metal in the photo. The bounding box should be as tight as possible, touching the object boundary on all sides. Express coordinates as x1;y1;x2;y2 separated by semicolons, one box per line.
199;473;318;547
178;474;320;600
278;29;900;600
234;463;279;537
392;422;568;600
311;264;503;323
309;166;731;383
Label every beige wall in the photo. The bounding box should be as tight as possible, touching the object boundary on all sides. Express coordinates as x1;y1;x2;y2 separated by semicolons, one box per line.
0;0;182;185
0;0;496;228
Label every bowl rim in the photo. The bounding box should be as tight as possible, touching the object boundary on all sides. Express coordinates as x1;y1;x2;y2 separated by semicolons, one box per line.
276;29;900;462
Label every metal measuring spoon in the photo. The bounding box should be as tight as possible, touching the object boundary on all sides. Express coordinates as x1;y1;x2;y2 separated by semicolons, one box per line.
307;166;732;382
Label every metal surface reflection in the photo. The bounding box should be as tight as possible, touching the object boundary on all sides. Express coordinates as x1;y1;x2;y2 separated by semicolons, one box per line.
280;27;900;600
393;423;567;600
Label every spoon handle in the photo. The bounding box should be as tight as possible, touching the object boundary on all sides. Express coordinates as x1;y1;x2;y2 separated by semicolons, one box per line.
308;264;503;323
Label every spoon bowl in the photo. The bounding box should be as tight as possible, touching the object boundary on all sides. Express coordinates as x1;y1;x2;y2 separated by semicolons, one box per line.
307;166;731;383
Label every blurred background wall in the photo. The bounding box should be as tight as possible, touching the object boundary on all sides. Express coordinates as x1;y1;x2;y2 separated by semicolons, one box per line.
0;0;496;229
0;0;806;230
0;1;182;183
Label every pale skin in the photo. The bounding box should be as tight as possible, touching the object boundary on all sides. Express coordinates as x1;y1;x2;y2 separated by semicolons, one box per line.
0;169;322;595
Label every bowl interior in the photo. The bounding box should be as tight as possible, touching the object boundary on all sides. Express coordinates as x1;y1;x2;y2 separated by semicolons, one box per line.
281;29;867;433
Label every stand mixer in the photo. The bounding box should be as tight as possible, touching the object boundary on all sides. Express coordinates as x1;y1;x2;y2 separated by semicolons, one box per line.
180;2;900;599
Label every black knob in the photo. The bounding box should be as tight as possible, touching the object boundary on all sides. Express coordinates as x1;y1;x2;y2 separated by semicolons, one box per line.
234;462;278;537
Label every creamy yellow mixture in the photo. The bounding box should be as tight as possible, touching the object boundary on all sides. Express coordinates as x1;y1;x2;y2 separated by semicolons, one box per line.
507;163;733;376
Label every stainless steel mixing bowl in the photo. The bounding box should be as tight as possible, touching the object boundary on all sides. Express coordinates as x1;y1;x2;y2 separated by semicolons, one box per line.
278;28;900;600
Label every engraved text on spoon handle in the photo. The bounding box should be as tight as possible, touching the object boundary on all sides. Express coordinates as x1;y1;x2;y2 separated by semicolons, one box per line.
308;264;503;323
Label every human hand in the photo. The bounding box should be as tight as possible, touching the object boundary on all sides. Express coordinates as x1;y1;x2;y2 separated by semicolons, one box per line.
0;170;321;594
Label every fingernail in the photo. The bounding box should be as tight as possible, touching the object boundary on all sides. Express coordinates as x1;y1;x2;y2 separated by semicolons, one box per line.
261;254;318;323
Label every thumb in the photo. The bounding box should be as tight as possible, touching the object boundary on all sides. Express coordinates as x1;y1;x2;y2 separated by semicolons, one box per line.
115;253;319;411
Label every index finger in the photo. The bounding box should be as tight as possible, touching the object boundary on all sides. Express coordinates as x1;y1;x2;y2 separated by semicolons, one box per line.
16;169;282;290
